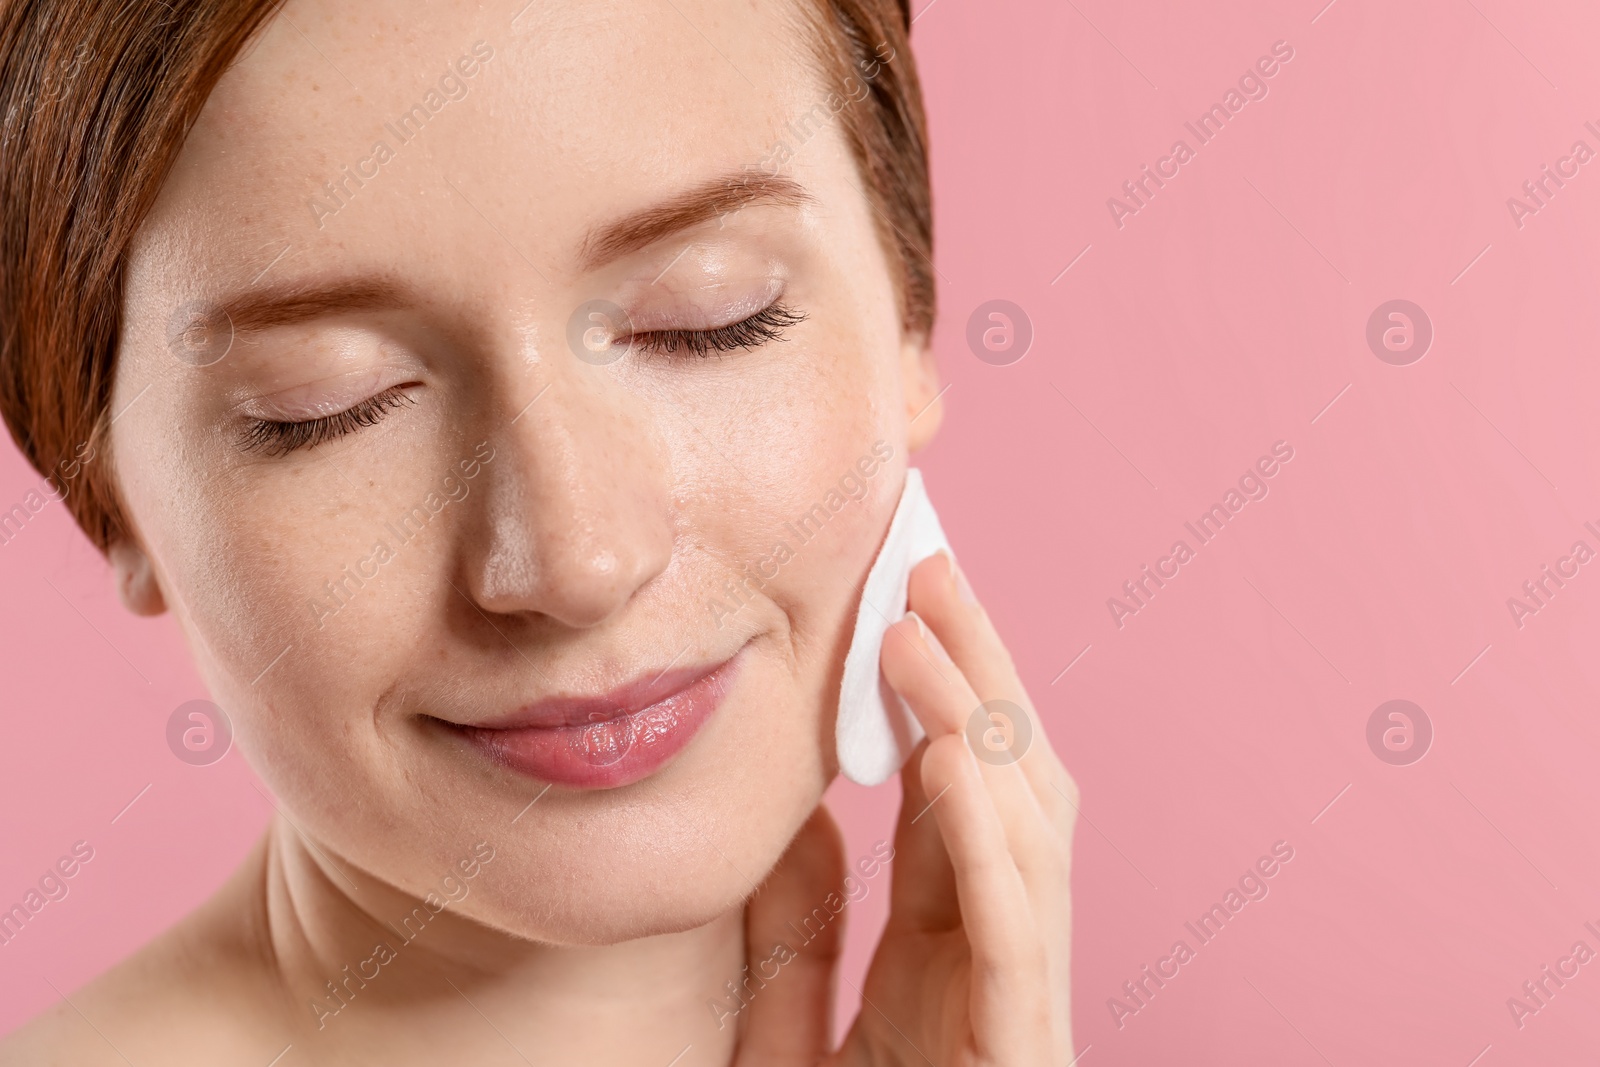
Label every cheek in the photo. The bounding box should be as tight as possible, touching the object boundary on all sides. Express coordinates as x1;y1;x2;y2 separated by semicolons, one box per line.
683;310;903;644
138;431;450;763
656;302;903;798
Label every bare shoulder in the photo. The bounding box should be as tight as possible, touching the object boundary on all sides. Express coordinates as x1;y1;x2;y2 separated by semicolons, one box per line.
0;836;299;1067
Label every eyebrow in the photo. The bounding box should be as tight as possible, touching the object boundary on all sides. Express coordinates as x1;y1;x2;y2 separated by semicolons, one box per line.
206;172;813;335
579;171;815;271
216;277;413;337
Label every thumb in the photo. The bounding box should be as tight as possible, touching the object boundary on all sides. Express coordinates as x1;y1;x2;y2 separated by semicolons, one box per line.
732;803;848;1066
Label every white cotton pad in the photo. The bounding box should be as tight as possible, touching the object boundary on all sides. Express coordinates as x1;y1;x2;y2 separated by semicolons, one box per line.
836;468;952;786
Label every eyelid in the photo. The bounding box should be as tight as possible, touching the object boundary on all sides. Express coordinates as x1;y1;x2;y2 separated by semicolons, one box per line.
622;277;784;334
239;384;416;456
228;365;414;422
625;301;806;358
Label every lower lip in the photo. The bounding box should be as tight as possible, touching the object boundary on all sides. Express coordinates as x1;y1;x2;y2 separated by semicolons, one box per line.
459;649;744;790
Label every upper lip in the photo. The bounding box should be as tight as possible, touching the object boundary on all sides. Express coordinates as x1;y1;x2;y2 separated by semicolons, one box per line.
458;655;735;731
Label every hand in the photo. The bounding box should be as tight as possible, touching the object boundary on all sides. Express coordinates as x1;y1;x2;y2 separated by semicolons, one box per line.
736;551;1078;1066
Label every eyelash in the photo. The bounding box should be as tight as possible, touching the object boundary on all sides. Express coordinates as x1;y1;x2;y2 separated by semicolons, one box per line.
627;302;807;358
238;303;804;456
241;387;415;457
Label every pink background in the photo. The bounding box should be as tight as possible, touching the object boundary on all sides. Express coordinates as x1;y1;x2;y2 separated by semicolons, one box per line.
5;0;1600;1061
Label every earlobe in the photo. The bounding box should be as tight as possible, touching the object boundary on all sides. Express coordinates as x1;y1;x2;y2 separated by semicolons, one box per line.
108;539;167;616
899;334;942;451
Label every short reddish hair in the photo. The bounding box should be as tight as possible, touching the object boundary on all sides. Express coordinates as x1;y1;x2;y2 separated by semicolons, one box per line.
0;0;933;554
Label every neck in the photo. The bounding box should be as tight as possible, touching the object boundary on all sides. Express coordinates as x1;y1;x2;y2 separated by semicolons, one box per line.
247;814;746;1063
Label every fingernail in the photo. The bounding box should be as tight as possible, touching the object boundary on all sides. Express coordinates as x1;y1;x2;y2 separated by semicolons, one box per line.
940;548;977;606
907;610;953;664
957;724;981;768
907;610;930;643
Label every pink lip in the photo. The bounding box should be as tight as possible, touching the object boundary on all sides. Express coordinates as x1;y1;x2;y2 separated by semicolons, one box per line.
454;646;745;790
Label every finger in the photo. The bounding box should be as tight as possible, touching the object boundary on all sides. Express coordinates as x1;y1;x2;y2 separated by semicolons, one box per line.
909;553;1080;865
879;610;973;738
909;551;1063;788
887;589;1075;1053
733;805;845;1066
882;736;961;931
881;610;1054;865
920;731;1052;1063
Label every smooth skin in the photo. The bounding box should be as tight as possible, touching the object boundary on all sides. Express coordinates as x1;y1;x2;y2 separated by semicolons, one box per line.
0;0;1076;1062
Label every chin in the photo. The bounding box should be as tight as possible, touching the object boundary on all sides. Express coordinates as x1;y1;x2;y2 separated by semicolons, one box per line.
462;771;823;946
465;836;779;947
532;881;749;947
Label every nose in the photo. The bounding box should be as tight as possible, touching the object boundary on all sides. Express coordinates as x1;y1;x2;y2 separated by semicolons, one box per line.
461;369;673;630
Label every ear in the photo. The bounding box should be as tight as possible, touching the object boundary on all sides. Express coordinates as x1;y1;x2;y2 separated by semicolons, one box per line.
108;539;167;616
899;331;942;452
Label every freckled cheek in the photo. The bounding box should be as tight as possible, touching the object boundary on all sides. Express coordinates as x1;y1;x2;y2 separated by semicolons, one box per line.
159;488;401;703
185;543;423;792
694;368;899;654
763;469;898;625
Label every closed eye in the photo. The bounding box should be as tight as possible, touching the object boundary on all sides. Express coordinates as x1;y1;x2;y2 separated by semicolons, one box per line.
626;302;806;358
239;385;416;457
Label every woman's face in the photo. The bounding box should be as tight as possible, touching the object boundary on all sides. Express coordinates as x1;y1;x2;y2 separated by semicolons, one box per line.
109;0;938;942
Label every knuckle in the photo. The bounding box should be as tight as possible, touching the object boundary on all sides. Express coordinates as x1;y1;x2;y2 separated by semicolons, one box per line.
1025;839;1071;892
